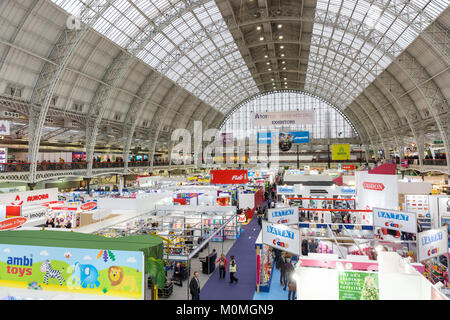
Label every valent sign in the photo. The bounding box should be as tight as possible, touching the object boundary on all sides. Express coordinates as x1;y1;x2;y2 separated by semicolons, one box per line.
268;207;298;225
0;217;27;231
261;220;300;255
210;170;248;185
417;227;448;262
372;208;416;233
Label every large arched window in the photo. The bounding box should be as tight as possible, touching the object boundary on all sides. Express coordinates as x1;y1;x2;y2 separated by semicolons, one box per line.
219;91;358;141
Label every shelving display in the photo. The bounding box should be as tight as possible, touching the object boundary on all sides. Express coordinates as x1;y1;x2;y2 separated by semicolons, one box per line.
257;244;274;292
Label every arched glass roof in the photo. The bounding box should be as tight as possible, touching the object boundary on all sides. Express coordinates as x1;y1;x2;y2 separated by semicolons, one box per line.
220;91;358;141
51;0;258;113
305;0;448;107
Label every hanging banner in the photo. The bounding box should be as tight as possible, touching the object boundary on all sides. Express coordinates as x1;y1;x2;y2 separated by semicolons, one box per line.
332;144;350;160
252;111;314;126
0;120;10;136
277;185;295;194
257;131;310;146
339;271;379;300
372;208;417;233
0;244;144;299
0;188;58;206
342;165;355;170
355;171;398;212
417;227;448;262
210;170;248;185
268;206;298;225
261;220;300;255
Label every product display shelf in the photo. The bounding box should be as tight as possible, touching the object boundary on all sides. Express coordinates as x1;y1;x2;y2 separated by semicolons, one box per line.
258;245;274;292
423;259;448;286
418;217;432;230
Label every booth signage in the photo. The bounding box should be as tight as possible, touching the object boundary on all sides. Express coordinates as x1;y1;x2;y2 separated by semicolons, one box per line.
80;202;97;211
261;220;300;255
401;159;408;168
340;187;356;194
332;144;350;161
0;188;58;206
338;271;379;300
252;110;314;126
342;165;355;170
372;208;416;233
363;182;385;191
268;207;298;225
0;217;27;231
0;120;10;136
0;244;144;299
210;170;248;185
417;227;448;262
277;186;295;194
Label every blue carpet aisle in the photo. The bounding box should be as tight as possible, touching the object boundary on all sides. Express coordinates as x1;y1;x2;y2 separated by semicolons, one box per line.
199;217;261;300
252;264;289;300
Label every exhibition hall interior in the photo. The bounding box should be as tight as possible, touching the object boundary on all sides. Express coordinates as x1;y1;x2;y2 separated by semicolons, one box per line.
0;0;449;301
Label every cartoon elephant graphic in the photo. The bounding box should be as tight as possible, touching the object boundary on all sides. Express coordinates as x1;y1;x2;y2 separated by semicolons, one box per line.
72;262;100;289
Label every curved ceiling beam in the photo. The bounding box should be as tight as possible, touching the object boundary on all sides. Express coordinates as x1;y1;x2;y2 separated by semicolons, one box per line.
27;0;113;183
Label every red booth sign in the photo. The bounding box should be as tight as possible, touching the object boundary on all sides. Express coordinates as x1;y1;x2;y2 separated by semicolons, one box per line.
80;202;97;211
363;182;385;191
210;170;248;185
0;217;27;231
342;165;355;170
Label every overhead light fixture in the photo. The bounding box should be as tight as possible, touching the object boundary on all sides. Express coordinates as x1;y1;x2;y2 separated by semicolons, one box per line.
259;36;264;41
280;53;285;57
284;77;287;80
264;55;268;58
271;78;274;81
282;61;286;64
256;25;262;31
278;35;283;40
282;67;286;70
280;45;284;49
268;68;272;71
266;62;270;65
277;24;283;29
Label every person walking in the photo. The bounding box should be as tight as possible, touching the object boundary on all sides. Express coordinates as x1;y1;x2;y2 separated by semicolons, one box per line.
288;278;297;300
229;256;238;284
189;271;201;300
278;252;287;287
283;257;294;291
216;253;228;279
171;262;185;287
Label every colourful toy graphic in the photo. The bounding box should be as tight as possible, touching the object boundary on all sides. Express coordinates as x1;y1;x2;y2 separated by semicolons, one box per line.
108;266;138;292
73;262;100;289
40;259;65;286
97;250;116;262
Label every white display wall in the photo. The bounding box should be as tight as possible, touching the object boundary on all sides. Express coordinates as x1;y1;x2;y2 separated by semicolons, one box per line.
355;171;398;211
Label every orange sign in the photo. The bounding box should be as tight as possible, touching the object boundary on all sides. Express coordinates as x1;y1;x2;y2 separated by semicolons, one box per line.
0;217;27;231
80;202;97;211
342;165;355;170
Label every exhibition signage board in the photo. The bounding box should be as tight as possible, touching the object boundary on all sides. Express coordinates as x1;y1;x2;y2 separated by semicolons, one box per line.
210;170;248;185
0;188;58;206
372;208;417;233
80;202;97;211
252;110;314;126
332;144;350;160
0;217;27;230
338;271;379;300
277;185;295;194
401;159;408;168
261;220;300;255
257;131;310;145
0;120;10;136
267;206;298;225
355;171;398;212
0;244;144;299
342;165;355;170
417;227;448;262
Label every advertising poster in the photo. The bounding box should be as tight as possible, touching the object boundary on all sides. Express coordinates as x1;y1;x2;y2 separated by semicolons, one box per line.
252;110;314;126
332;144;350;160
338;271;379;300
355;171;398;212
268;206;298;225
0;188;59;206
261;220;300;255
0;244;144;299
372;208;417;233
257;131;309;149
417;227;448;262
210;170;248;185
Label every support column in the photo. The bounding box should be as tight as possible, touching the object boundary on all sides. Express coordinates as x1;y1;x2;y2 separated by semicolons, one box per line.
416;133;425;168
327;144;331;169
364;144;370;163
83;178;91;194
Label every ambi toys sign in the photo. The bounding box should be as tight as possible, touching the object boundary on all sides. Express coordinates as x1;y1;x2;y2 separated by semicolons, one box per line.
372;208;417;233
262;220;300;255
417;227;448;262
268;206;298;225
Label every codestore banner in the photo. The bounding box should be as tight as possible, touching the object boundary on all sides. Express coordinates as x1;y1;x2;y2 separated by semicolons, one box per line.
417;227;448;262
0;244;144;299
262;220;300;255
372;208;417;233
267;206;298;225
210;170;248;185
252;110;314;126
338;271;379;300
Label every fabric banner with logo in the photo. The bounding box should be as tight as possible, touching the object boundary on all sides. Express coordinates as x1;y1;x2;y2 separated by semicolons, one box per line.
372;208;417;233
0;188;58;206
332;144;350;160
277;185;295;194
261;220;300;255
257;131;310;146
417;227;448;262
252;111;314;126
210;170;248;185
267;206;298;225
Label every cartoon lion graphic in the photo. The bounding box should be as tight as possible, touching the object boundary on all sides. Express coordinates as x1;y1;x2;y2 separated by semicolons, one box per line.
108;266;139;292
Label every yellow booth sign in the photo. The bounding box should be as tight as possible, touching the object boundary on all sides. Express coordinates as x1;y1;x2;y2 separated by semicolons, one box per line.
332;144;350;160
